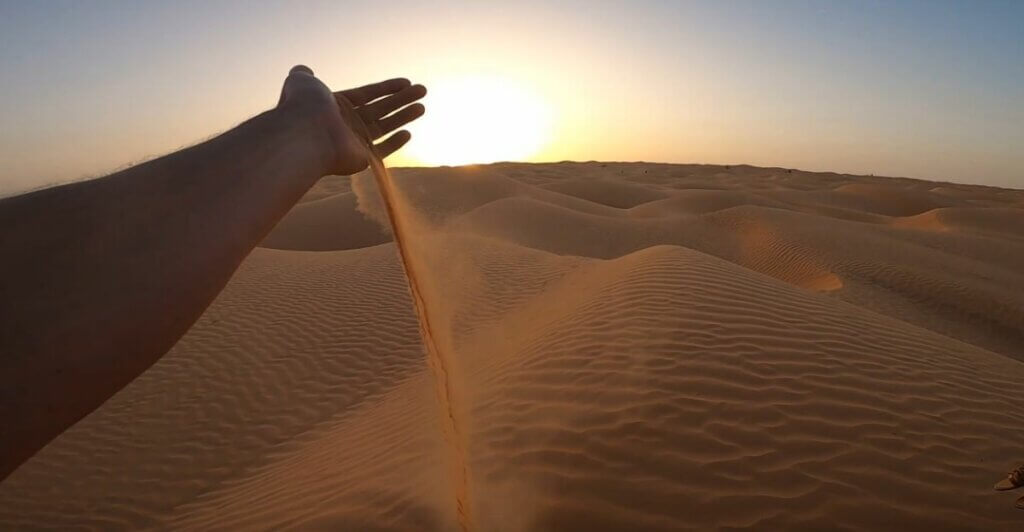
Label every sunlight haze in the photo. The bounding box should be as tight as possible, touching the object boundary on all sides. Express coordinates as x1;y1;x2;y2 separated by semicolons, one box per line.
401;76;553;166
1;0;1021;194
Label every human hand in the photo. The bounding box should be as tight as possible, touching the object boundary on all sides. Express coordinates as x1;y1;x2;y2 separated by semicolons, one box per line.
277;65;426;175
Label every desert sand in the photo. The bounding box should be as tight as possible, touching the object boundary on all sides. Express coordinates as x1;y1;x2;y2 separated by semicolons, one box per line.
1;161;1023;530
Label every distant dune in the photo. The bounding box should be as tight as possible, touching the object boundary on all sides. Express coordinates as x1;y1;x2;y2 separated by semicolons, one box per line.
2;162;1023;530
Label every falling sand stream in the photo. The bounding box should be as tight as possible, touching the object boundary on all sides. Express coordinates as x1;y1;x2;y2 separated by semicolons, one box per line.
362;143;475;531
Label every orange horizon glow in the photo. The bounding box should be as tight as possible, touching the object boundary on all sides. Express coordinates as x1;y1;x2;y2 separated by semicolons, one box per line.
1;2;1022;194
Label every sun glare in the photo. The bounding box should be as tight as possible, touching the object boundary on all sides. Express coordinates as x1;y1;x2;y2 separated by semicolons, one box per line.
403;76;552;166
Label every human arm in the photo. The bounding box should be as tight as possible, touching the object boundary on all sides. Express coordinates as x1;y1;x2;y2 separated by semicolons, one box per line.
0;66;425;479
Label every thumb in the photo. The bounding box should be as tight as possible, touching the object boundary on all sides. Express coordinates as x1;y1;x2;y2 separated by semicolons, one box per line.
277;64;316;107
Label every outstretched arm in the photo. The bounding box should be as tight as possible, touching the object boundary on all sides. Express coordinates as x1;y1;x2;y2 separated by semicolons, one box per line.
0;66;425;479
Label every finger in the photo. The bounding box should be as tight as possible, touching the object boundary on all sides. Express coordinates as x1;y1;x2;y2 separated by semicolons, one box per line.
368;103;425;139
359;84;427;122
374;130;412;159
289;64;314;76
339;78;411;106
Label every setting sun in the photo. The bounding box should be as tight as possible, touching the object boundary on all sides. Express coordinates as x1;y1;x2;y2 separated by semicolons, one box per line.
402;76;552;166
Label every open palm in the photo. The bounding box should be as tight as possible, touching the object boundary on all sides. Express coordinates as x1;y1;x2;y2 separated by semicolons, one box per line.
278;65;426;175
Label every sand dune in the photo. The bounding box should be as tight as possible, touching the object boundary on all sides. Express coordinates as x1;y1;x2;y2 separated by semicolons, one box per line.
823;182;956;216
261;192;391;251
2;162;1023;530
892;207;1024;239
541;177;670;208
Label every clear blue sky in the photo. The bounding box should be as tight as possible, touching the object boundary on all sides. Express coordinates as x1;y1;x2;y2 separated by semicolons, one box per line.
1;0;1022;194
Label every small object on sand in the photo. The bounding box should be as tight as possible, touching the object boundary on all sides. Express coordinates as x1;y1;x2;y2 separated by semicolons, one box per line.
994;465;1024;491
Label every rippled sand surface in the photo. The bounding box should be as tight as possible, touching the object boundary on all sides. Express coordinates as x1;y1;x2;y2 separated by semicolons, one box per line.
3;162;1023;530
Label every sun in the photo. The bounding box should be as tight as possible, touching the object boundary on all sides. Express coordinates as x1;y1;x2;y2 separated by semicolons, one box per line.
401;75;553;166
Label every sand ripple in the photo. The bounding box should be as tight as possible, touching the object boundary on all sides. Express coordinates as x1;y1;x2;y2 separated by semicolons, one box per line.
2;163;1023;530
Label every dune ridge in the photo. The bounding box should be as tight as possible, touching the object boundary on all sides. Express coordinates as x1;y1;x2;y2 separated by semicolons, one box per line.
1;162;1022;530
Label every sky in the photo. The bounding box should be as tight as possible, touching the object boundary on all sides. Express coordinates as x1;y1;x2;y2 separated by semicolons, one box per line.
1;0;1022;195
